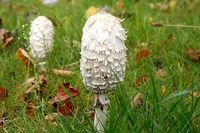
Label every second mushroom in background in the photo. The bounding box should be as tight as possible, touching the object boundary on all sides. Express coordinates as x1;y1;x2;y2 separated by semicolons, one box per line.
29;16;54;71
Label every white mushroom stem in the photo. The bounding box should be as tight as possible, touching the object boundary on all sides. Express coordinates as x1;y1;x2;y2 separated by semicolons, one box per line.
38;61;47;72
94;94;110;132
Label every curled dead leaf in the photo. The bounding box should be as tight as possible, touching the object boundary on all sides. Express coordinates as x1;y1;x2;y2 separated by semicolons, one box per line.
187;48;200;62
23;75;47;102
53;69;73;77
17;48;33;67
0;87;8;101
49;83;80;117
49;83;80;104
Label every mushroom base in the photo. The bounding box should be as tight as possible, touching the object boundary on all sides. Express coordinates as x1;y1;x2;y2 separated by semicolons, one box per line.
94;94;110;132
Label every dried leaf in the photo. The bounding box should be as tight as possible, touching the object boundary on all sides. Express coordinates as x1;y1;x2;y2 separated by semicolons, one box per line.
49;83;80;104
17;48;33;67
63;83;80;97
136;74;148;87
187;48;200;62
131;93;144;108
59;100;73;116
49;83;80;117
116;1;125;10
23;75;47;102
0;28;14;47
0;87;8;100
53;69;73;77
136;49;150;63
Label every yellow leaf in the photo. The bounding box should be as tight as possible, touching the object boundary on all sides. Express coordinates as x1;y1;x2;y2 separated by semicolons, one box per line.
85;6;98;18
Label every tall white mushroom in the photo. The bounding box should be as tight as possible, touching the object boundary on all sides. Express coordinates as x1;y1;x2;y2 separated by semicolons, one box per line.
29;16;54;71
80;11;127;132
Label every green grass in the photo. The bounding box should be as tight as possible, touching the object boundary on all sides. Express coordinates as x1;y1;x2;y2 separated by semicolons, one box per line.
0;0;200;132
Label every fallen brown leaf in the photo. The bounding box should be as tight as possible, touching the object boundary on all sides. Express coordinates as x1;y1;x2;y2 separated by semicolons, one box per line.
49;83;80;117
59;100;74;116
53;69;73;77
0;28;14;47
136;49;150;63
23;75;47;102
49;83;80;104
187;48;200;62
0;87;8;101
17;48;33;67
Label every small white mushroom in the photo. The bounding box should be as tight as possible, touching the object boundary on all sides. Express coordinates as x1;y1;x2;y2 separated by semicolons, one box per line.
80;11;127;132
29;16;54;71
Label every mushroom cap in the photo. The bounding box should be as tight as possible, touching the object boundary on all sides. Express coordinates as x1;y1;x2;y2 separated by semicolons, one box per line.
80;12;127;94
29;16;54;61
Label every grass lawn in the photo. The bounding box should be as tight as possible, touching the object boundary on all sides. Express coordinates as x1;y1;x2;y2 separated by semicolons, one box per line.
0;0;200;132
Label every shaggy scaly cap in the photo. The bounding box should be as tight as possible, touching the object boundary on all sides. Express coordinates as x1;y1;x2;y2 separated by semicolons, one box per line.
80;12;127;94
29;16;54;61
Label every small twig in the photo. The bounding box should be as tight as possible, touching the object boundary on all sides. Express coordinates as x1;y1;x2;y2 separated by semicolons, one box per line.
164;24;200;28
151;22;200;29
